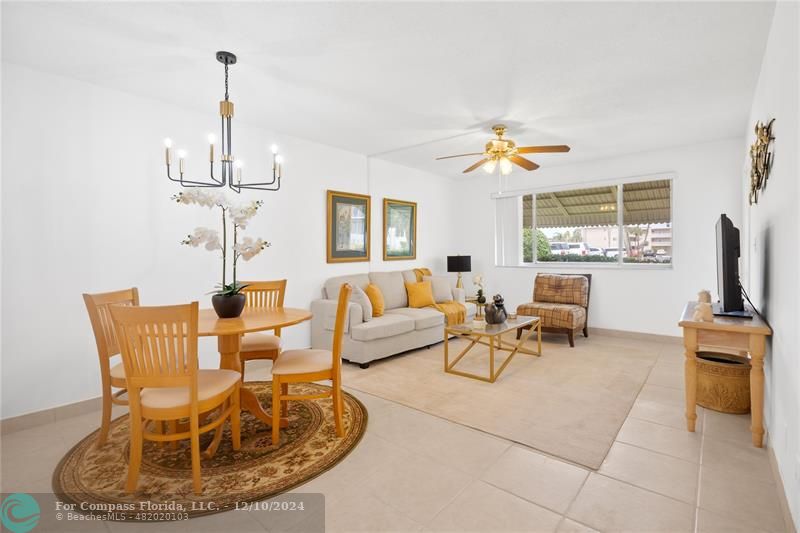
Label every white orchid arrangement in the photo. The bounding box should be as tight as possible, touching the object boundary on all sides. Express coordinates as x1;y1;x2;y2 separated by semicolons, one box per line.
172;189;270;296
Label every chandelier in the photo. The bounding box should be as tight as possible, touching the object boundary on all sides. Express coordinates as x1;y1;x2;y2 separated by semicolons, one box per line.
163;51;283;192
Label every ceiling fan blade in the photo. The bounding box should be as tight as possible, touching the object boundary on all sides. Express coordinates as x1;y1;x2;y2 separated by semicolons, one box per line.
435;152;485;160
509;155;540;171
516;145;571;154
463;159;488;173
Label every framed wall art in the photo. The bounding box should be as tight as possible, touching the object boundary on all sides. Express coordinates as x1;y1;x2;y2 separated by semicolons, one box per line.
383;198;417;261
327;190;371;263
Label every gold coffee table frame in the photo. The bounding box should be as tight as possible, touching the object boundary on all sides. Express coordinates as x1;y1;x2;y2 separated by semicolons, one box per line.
444;316;541;383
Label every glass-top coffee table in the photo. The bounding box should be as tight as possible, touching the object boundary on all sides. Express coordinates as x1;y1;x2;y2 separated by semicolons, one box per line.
444;315;541;383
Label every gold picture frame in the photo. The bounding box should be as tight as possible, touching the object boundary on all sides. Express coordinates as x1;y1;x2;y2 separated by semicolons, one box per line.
383;198;417;261
327;190;371;263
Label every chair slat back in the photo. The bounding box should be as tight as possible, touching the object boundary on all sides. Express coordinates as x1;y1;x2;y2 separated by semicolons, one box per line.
241;280;286;309
109;302;198;390
331;283;352;375
83;288;140;360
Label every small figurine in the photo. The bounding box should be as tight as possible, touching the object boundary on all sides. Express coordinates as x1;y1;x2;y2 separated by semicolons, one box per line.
693;302;714;322
484;294;508;324
698;290;712;304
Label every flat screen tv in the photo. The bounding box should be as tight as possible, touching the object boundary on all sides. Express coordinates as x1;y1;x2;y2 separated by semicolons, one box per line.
715;214;750;316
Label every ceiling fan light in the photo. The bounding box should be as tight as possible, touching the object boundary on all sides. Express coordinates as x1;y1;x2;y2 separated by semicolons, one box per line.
499;157;513;175
483;159;497;174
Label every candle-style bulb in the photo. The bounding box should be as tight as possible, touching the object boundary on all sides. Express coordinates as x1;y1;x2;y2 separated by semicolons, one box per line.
275;155;283;164
177;149;187;159
207;134;216;144
164;138;173;148
271;144;279;154
234;160;243;184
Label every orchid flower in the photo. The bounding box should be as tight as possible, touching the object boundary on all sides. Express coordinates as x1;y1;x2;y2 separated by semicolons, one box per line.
234;236;270;261
229;200;263;229
172;189;226;208
181;227;222;251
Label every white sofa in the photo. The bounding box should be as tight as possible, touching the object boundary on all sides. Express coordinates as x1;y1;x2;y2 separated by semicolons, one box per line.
311;270;477;368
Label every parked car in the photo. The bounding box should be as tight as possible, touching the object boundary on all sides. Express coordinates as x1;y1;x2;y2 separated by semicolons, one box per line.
567;242;591;256
550;242;570;255
655;249;672;263
605;247;626;258
588;247;604;256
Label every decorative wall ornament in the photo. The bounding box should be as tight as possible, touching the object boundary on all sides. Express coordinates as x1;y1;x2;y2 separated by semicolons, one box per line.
748;118;775;205
327;190;371;263
163;51;284;193
383;198;417;261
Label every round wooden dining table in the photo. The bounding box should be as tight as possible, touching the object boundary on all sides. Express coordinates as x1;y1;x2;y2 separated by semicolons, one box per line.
197;306;312;428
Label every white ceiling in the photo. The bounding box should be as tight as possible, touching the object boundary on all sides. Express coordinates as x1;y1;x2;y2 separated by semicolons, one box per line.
2;1;775;179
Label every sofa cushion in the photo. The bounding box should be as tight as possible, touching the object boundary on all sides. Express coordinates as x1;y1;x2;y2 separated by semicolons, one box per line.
386;307;445;330
401;270;417;283
325;274;370;301
350;313;414;341
517;302;587;329
365;283;385;317
533;274;589;307
423;275;453;303
350;285;373;322
369;271;408;309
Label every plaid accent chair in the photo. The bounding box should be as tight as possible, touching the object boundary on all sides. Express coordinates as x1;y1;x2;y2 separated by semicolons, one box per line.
516;274;592;347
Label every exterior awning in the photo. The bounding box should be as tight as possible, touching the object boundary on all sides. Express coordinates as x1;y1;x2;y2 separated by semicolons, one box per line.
522;179;671;228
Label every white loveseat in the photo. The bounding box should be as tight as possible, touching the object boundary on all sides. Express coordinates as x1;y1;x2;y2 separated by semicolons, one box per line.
311;270;476;368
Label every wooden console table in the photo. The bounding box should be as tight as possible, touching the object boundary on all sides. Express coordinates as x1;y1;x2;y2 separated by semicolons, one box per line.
678;301;772;447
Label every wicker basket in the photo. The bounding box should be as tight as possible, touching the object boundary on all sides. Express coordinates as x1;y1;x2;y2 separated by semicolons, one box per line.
695;351;751;414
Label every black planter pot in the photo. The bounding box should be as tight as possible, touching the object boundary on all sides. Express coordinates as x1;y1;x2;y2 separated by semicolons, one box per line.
211;293;246;319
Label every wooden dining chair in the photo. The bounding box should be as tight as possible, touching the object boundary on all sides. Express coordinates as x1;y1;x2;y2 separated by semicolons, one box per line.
109;301;241;494
271;283;351;446
239;280;287;380
83;288;140;447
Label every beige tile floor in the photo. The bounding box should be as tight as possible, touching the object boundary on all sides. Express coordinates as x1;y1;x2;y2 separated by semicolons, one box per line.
0;335;792;532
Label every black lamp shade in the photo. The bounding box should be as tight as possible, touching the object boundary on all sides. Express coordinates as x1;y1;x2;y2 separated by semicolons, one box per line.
447;255;471;273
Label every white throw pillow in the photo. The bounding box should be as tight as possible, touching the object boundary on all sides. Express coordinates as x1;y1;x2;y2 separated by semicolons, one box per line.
349;285;373;322
424;275;453;303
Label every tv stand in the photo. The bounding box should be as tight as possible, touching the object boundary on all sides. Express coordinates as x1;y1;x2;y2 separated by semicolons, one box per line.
679;301;772;447
712;303;754;319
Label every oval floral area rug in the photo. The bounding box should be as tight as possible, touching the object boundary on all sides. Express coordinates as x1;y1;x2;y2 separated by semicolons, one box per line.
53;381;367;520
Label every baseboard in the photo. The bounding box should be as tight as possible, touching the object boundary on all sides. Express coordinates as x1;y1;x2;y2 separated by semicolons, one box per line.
587;327;683;345
768;444;798;533
1;396;103;435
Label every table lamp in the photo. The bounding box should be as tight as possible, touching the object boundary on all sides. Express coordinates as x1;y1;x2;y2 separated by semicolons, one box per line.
447;255;471;289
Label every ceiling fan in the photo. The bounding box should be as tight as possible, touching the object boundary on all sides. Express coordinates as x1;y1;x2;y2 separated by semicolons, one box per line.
436;124;570;175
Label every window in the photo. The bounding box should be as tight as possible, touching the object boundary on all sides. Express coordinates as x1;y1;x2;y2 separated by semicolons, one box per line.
497;176;672;267
621;180;672;264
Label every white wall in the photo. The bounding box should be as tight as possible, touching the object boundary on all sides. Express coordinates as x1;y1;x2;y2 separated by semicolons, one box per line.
0;63;456;419
454;138;744;337
740;1;799;525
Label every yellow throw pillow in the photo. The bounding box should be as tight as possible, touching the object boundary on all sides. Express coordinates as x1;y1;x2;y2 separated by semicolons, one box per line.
405;281;436;309
365;283;385;317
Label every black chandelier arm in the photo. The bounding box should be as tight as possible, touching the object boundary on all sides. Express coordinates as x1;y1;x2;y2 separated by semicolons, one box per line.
231;175;282;192
166;163;225;188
